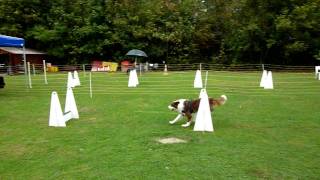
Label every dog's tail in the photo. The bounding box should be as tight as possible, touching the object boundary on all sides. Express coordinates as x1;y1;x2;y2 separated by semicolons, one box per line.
220;95;227;104
210;95;227;108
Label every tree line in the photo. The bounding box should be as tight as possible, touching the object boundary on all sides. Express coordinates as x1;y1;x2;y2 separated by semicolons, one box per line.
0;0;319;65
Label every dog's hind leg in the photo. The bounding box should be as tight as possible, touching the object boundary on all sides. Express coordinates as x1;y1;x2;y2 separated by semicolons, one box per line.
169;114;183;124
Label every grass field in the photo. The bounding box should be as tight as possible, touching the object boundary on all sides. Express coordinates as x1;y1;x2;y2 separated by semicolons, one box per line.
0;71;319;179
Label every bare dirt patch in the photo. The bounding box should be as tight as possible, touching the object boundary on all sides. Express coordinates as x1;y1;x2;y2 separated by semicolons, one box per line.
157;137;187;144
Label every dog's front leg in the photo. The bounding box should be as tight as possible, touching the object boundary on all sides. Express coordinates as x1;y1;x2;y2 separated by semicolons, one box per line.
181;113;192;127
169;114;183;124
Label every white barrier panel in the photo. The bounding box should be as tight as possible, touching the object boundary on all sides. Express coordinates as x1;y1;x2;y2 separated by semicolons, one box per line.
164;64;168;75
194;70;203;88
315;66;320;79
67;72;75;88
264;71;274;89
64;87;79;120
49;92;66;127
49;89;79;127
128;70;139;87
260;70;268;87
63;111;73;122
133;69;139;85
73;71;81;86
128;70;136;87
194;89;214;132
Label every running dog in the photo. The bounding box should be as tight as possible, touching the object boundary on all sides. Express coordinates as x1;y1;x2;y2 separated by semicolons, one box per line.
168;95;227;127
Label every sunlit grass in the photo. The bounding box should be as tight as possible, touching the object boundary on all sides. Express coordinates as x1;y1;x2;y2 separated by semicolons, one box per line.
0;71;319;179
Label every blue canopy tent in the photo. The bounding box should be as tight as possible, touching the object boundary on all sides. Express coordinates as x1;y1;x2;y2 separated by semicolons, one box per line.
0;34;27;86
0;34;25;47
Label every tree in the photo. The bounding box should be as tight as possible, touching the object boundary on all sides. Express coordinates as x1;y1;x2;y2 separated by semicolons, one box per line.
0;0;319;65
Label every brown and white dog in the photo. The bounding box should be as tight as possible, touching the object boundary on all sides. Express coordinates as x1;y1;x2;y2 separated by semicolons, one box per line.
168;95;227;127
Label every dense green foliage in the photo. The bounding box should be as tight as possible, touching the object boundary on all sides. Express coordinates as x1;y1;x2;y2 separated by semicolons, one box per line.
0;0;319;65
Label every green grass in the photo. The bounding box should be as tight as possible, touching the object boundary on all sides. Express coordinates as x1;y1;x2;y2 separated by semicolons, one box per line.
0;71;319;179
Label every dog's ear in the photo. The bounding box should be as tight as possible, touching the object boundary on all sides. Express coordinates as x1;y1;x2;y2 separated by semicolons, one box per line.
171;101;179;108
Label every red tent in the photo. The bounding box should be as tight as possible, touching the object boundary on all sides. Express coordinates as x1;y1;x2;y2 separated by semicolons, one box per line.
121;60;133;72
